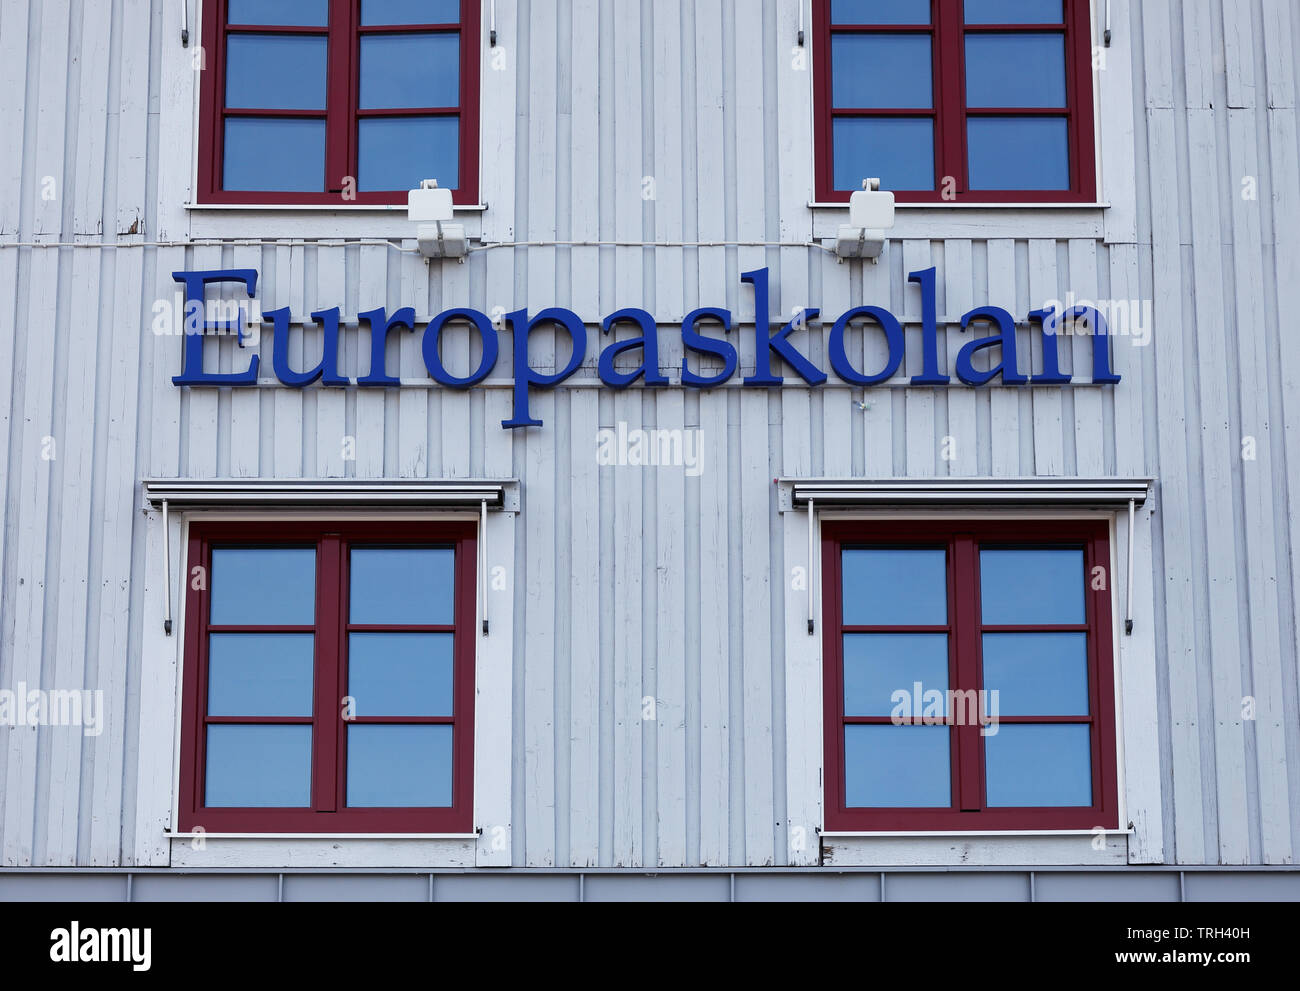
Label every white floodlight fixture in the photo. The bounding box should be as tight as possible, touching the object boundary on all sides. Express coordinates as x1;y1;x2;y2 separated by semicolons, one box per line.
409;179;468;260
836;178;896;262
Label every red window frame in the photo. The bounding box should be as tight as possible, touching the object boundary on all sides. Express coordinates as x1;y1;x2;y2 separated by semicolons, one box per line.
821;520;1118;831
178;521;477;833
812;0;1097;203
197;0;481;205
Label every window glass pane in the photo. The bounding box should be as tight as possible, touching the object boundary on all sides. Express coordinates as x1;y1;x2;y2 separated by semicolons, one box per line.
985;724;1092;807
964;0;1063;23
832;35;932;108
360;34;459;109
362;0;460;24
965;34;1065;107
842;548;947;626
205;725;312;807
967;117;1070;190
834;118;935;192
845;726;950;807
982;633;1089;716
347;726;453;807
350;547;454;625
224;118;326;192
358;116;460;192
348;633;454;717
831;0;930;24
980;548;1084;624
844;634;948;717
226;35;328;110
228;0;329;26
207;634;315;717
210;547;316;625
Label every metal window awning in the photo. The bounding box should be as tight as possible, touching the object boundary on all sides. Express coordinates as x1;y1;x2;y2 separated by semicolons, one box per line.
785;477;1153;509
143;479;513;510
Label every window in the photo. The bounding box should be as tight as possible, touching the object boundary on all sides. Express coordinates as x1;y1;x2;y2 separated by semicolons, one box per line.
821;520;1118;831
178;522;477;832
813;0;1097;203
197;0;481;205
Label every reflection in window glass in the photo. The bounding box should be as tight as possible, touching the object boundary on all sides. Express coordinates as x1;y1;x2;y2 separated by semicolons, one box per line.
834;118;935;192
350;547;455;625
964;0;1063;24
979;547;1084;623
224;118;327;193
842;548;947;626
362;0;461;24
985;725;1092;807
347;726;453;807
845;726;951;807
360;34;459;109
228;0;329;26
982;633;1089;716
348;633;454;717
967;117;1070;190
226;35;328;110
358;117;460;192
832;35;933;108
844;634;949;717
207;634;315;717
206;725;312;807
831;0;930;24
965;34;1065;108
210;547;317;625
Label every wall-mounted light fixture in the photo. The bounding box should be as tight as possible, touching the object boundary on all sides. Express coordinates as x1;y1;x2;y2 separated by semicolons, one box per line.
409;179;468;260
835;178;895;262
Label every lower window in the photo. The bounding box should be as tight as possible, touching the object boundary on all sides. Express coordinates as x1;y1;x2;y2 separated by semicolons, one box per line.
821;520;1118;831
178;521;477;833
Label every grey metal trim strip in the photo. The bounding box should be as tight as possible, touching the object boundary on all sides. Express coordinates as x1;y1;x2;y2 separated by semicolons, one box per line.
787;478;1154;508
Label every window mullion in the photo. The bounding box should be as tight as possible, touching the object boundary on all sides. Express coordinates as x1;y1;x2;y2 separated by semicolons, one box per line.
324;0;354;193
935;0;967;195
952;534;983;811
314;534;344;813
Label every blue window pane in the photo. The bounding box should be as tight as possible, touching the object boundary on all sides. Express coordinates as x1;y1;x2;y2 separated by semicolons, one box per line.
966;34;1065;107
210;547;316;625
226;35;328;110
350;547;454;625
358;116;460;192
832;35;932;108
844;634;949;717
347;726;453;807
842;548;947;626
986;725;1092;807
360;34;459;109
831;0;930;23
224;118;326;192
208;634;315;717
967;117;1070;190
980;548;1084;624
362;0;460;24
965;0;1063;23
205;725;312;807
228;0;329;26
348;633;454;717
845;726;951;807
834;117;935;192
982;633;1089;716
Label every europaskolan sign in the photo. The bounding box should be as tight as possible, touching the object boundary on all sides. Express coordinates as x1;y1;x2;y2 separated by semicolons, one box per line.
172;267;1121;430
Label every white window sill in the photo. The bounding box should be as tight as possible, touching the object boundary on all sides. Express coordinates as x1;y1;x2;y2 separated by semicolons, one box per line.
169;835;480;869
183;203;488;212
821;832;1131;868
809;201;1111;210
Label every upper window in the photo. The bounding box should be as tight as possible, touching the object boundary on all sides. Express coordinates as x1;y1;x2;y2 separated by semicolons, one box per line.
813;0;1097;203
197;0;481;205
821;520;1118;831
178;522;477;833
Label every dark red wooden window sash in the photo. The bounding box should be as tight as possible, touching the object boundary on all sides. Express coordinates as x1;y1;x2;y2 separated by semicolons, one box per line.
812;0;1098;204
821;519;1119;832
198;0;482;206
179;520;477;834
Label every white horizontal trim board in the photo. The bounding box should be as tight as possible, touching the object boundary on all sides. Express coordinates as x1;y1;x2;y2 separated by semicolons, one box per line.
786;478;1154;508
142;479;514;509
